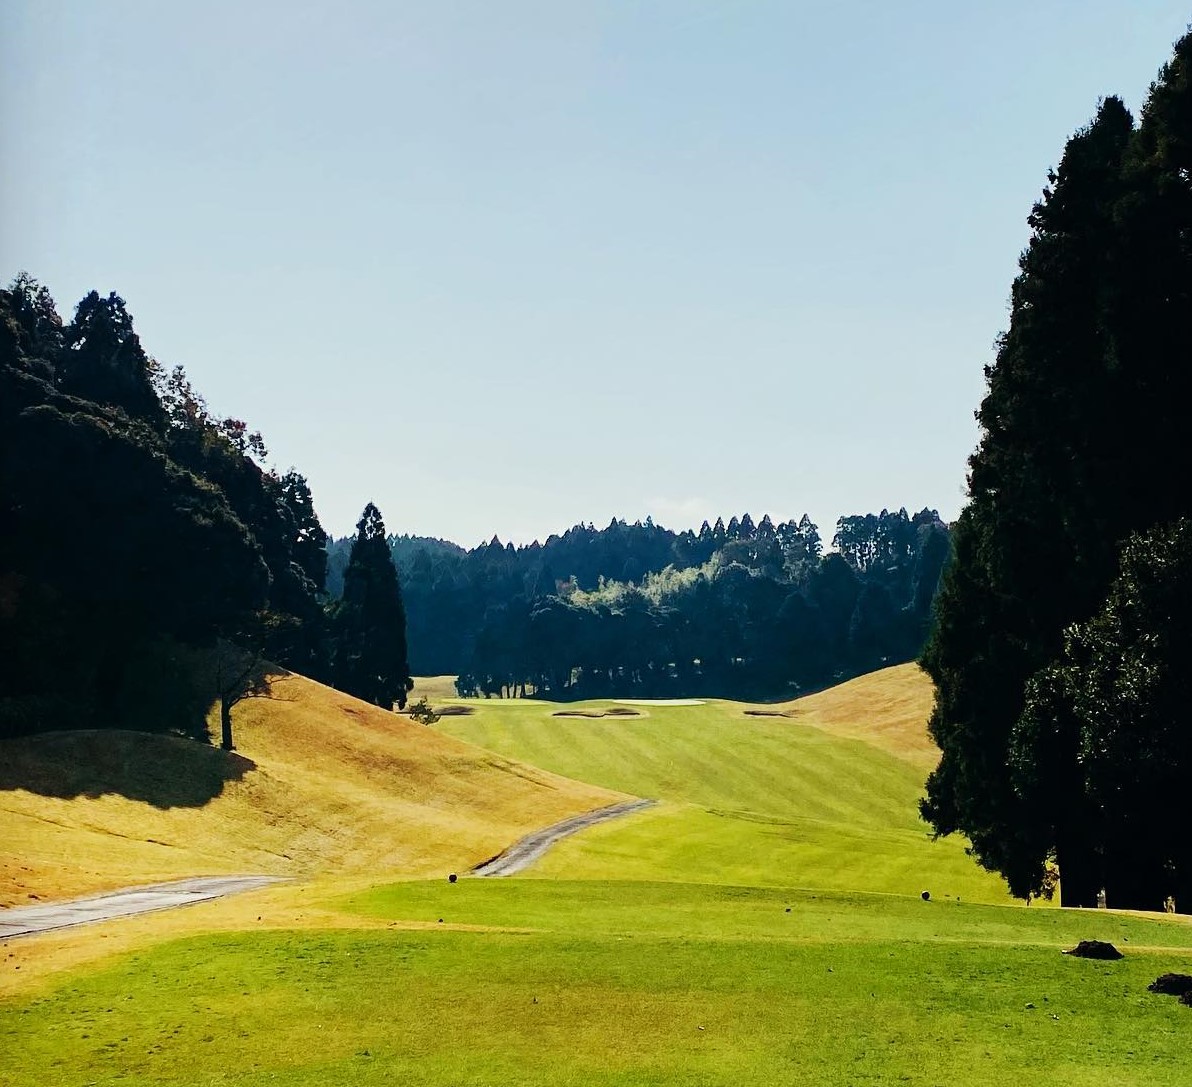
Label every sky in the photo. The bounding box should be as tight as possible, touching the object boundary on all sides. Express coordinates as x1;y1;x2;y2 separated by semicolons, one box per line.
3;2;1188;546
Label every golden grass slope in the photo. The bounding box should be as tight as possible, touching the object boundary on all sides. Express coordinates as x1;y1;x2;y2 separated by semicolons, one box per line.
0;674;622;907
773;661;939;770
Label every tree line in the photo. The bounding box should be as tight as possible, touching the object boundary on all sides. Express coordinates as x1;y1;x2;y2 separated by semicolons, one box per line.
0;277;411;745
327;508;951;701
923;31;1192;912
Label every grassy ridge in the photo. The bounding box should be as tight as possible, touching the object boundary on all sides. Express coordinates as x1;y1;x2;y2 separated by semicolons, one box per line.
0;673;620;906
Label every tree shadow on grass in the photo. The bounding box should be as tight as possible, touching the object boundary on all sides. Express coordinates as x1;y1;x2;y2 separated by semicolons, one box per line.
0;729;256;808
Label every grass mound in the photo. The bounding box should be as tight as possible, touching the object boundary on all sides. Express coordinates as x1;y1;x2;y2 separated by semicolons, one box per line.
1063;940;1124;960
0;674;620;906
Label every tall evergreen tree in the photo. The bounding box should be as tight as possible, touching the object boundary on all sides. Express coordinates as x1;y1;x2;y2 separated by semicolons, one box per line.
329;503;411;709
1015;520;1192;909
59;290;164;429
924;34;1192;907
921;97;1136;903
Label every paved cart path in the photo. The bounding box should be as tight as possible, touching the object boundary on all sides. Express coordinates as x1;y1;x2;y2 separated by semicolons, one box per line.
2;801;654;937
0;876;286;940
472;799;655;877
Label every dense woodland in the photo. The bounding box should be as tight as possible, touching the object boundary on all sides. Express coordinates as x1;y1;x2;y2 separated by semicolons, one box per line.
923;32;1192;912
327;509;950;700
0;280;411;744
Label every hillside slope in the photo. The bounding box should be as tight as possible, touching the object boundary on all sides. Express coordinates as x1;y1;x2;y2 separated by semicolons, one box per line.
436;663;1016;902
769;661;939;769
0;674;622;907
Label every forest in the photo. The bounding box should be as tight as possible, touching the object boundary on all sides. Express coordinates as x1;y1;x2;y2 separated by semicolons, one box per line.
0;279;410;743
327;508;950;700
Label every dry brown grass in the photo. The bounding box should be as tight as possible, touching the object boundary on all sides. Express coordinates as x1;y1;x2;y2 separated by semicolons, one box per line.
762;663;938;770
406;675;466;704
0;673;622;909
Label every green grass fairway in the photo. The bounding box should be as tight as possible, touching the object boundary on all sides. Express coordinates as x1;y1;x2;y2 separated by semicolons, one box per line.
5;881;1191;1087
8;665;1190;1084
434;690;1014;903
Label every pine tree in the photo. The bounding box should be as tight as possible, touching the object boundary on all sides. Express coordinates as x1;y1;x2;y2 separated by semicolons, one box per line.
329;503;412;709
922;97;1135;902
924;34;1192;906
59;291;164;428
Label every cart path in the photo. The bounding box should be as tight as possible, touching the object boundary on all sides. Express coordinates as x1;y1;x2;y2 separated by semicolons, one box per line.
0;875;287;940
472;798;655;877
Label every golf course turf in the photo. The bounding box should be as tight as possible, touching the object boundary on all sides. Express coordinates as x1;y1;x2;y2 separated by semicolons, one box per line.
3;664;1190;1085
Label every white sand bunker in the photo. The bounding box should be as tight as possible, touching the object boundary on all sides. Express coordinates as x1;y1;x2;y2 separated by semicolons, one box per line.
613;698;706;706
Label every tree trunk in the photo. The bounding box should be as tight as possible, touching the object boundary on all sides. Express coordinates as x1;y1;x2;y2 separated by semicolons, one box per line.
1056;837;1100;908
220;696;235;751
1106;849;1167;912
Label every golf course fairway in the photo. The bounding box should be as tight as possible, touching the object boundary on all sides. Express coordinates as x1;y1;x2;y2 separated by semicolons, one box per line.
3;664;1190;1085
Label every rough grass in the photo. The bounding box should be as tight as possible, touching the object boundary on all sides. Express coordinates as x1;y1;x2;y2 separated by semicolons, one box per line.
0;673;621;906
4;881;1191;1087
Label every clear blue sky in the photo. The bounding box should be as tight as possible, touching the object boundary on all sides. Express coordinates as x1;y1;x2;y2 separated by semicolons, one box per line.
3;2;1187;545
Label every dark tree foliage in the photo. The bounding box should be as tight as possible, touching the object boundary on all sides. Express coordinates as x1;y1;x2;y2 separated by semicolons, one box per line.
59;290;166;430
922;33;1192;908
154;363;331;678
0;279;331;742
1;296;268;736
326;508;946;701
1014;520;1192;910
329;504;412;709
327;511;842;680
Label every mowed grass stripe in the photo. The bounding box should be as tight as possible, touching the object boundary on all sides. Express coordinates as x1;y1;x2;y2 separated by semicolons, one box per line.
436;667;1018;902
440;701;926;829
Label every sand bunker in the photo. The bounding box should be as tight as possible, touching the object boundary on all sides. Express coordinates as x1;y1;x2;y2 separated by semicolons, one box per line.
614;698;706;707
552;708;641;719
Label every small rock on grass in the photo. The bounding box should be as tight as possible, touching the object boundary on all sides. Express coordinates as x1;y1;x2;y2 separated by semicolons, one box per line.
1062;940;1123;960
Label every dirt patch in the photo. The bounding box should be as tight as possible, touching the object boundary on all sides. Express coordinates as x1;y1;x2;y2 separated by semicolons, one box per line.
744;709;795;718
552;708;641;719
1062;940;1123;960
433;705;474;716
1149;973;1192;996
